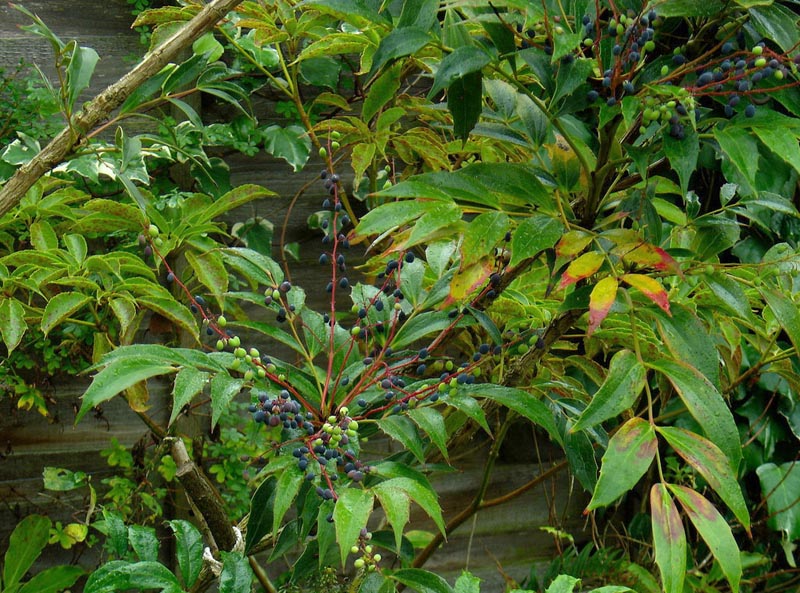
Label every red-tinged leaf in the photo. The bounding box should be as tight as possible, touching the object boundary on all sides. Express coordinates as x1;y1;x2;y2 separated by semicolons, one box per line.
657;426;750;531
446;259;493;305
587;417;656;511
555;230;593;257
668;484;742;592
588;276;618;336
621;274;671;315
651;483;686;593
559;251;604;290
620;243;682;276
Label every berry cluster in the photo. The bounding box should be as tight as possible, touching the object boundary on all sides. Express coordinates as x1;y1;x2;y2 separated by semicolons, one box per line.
249;389;311;431
350;528;381;571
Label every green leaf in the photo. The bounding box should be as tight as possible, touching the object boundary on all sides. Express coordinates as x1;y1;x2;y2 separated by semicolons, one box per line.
761;288;800;356
41;292;91;336
333;488;374;566
84;560;182;593
587;418;656;510
398;0;439;30
545;574;580;593
408;407;449;460
510;216;563;267
77;358;177;423
3;515;51;591
369;27;431;79
65;44;99;111
0;298;27;353
752;125;800;176
245;476;276;554
392;569;454;593
371;475;445;535
647;358;741;472
657;426;749;530
363;62;402;122
170;367;210;427
454;571;481;593
168;520;204;589
429;46;490;98
305;0;390;26
757;462;800;541
572;350;646;432
30;219;58;250
201;185;277;222
668;484;742;592
705;273;756;324
663;126;699;197
273;469;304;536
750;4;800;52
137;295;199;342
655;0;725;17
210;373;244;430
373;482;411;554
441;391;490;435
448;71;482;143
467;384;561;445
219;552;253;593
461;212;508;268
377;415;426;463
128;525;159;562
17;565;85;593
43;467;87;491
551;58;594;108
263;124;312;172
652;305;720;390
650;484;686;593
186;250;229;303
715;126;759;188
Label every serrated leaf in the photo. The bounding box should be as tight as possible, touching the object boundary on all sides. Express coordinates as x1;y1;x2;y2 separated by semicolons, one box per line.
588;276;618;336
647;358;741;472
467;384;561;445
559;252;604;289
442;391;490;435
705;273;755;322
0;298;27;353
30;219;58;250
408;407;449;460
41;292;92;336
429;46;490;98
185;249;229;302
219;551;253;593
333;488;374;566
369;27;431;79
201;185;277;222
84;560;182;593
621;274;670;315
663;126;699;196
573;350;646;432
653;305;719;390
715;126;759;188
377;415;426;462
761;288;800;356
245;476;276;554
352;142;377;190
373;476;444;535
363;62;402;123
556;230;593;257
619;243;681;275
545;574;580;593
393;569;454;593
273;469;304;536
170;367;209;426
373;482;411;554
668;484;742;592
77;358;177;423
650;484;686;593
3;515;50;591
168;520;204;589
510;216;563;266
18;565;85;593
210;373;244;429
657;426;749;530
587;418;656;510
263;124;311;172
448;71;482;143
137;295;198;342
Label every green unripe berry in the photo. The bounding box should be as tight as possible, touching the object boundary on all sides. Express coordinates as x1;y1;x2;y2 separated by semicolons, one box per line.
235;347;246;358
351;326;361;336
473;368;481;378
660;65;669;76
148;224;159;238
272;289;281;300
438;382;447;392
250;348;260;358
231;358;241;370
245;355;252;363
644;40;655;52
354;558;365;569
258;368;267;378
244;370;254;381
752;45;763;55
445;360;454;371
755;57;767;68
319;147;328;158
373;554;382;563
616;24;624;35
775;69;785;80
328;416;337;424
639;126;647;135
351;546;360;554
331;131;341;140
349;420;359;430
154;237;164;247
331;141;340;151
583;38;593;47
216;339;225;351
230;336;241;348
314;438;324;446
217;315;227;327
518;344;530;354
365;545;373;554
554;26;564;34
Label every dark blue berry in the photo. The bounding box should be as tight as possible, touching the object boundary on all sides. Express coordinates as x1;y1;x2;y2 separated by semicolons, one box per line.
673;54;686;65
417;364;427;375
745;104;756;117
587;90;599;102
339;277;349;289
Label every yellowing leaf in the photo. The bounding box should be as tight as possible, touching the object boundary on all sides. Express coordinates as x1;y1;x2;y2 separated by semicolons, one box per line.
588;277;618;336
559;251;604;289
125;381;150;413
556;230;593;257
447;259;493;305
622;273;671;315
620;243;681;276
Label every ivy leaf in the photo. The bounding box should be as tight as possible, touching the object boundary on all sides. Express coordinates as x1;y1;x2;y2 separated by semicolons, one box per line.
657;426;749;531
263;125;311;172
41;292;92;336
587;276;618;336
78;358;177;423
573;350;646;432
650;484;686;593
621;274;670;315
333;488;374;566
544;575;580;593
559;252;604;289
647;358;741;472
587;418;656;510
668;484;742;592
